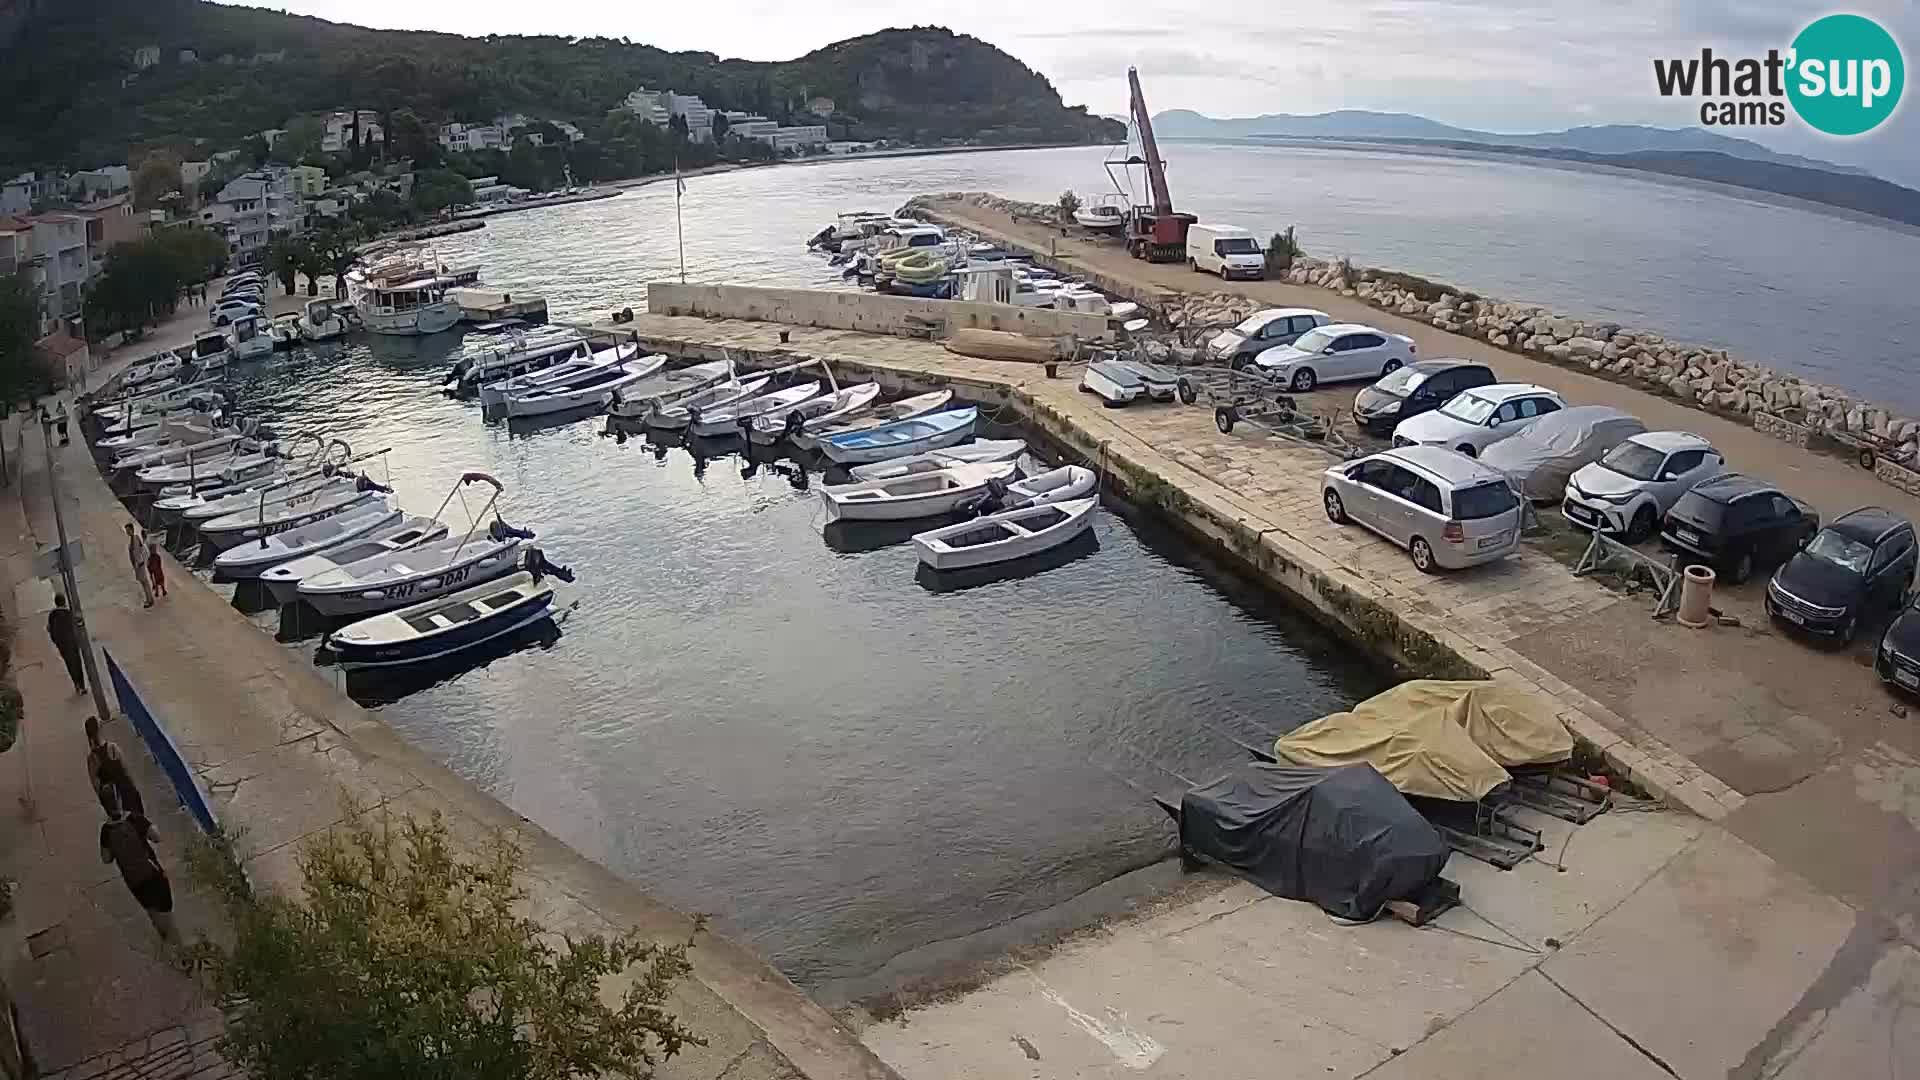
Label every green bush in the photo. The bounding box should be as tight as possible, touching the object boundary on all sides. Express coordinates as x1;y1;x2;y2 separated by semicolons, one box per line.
1058;189;1081;221
1265;226;1300;275
0;684;21;754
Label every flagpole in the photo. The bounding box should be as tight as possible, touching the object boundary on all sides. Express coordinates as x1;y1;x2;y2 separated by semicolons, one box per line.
675;159;687;284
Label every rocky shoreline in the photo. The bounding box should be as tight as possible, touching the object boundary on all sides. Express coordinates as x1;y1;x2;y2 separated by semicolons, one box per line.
907;191;1920;462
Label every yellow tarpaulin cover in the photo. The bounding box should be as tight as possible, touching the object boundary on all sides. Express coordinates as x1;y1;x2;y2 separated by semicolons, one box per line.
1272;680;1570;802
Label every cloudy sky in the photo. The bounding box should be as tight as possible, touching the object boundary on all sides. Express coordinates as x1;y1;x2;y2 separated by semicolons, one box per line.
235;0;1918;182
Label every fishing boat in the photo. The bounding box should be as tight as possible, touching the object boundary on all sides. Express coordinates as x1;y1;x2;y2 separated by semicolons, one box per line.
356;275;461;336
260;516;450;605
130;353;183;385
504;358;660;418
326;571;556;670
197;477;387;551
746;382;880;446
638;375;770;430
912;497;1097;570
791;389;952;451
98;392;224;439
229;314;274;361
1072;194;1129;235
298;298;355;342
687;381;821;438
819;407;978;465
297;473;530;617
604;359;731;419
817;460;1017;522
476;343;643;407
213;500;403;579
134;443;279;491
448;330;588;389
1006;463;1098;506
845;438;1027;482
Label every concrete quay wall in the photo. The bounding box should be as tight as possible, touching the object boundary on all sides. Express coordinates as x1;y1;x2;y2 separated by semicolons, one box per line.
610;311;1742;824
646;282;1112;342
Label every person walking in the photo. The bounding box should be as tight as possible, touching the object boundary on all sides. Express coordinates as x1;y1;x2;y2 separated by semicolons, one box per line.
45;593;86;695
125;522;153;607
98;786;177;946
145;533;168;599
85;715;145;819
53;401;69;445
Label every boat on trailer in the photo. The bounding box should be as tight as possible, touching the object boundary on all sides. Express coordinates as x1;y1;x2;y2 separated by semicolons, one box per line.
326;571;556;670
912;497;1098;570
817;460;1017;522
1081;360;1175;406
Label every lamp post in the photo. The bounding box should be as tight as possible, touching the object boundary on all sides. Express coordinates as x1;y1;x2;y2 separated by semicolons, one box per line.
40;417;112;722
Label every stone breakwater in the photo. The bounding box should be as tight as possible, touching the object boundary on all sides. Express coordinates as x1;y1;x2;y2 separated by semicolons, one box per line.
906;191;1920;459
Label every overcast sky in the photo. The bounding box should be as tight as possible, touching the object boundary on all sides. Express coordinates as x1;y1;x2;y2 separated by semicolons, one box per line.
232;0;1919;182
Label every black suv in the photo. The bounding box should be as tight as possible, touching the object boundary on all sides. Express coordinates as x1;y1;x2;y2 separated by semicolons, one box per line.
1351;360;1496;437
1659;473;1819;584
1767;507;1916;644
1878;593;1920;695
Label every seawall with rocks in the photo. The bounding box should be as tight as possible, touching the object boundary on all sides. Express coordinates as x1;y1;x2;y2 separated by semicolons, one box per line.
904;191;1920;464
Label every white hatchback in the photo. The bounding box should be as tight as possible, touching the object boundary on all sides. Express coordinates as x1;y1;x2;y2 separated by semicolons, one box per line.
1392;383;1566;457
1252;323;1416;392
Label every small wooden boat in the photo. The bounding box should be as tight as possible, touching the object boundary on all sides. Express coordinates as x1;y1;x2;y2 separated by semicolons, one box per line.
197;480;385;551
642;376;771;430
447;330;588;390
260;515;450;604
792;389;953;451
747;382;880;445
817;460;1016;522
846;439;1027;481
1007;464;1098;506
604;359;730;418
912;497;1098;570
213;501;402;579
820;407;978;465
687;381;821;438
327;571;556;670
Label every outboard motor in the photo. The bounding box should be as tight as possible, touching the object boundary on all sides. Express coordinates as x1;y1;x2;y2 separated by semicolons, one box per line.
522;545;574;584
959;476;1010;517
489;518;538;542
354;474;393;494
783;409;807;437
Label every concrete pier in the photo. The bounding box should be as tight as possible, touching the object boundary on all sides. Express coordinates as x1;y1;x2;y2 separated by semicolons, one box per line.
452;287;549;324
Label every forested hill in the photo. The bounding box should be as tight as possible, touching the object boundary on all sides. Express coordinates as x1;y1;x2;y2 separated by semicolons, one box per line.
0;1;1121;171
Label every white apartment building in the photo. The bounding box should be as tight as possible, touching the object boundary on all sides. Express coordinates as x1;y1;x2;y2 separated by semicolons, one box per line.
438;123;506;153
201;171;295;261
622;88;672;126
623;87;714;141
320;110;384;153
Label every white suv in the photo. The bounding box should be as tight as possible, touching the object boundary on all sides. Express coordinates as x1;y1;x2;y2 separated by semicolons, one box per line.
209;298;261;326
1563;431;1725;542
1392;383;1566;457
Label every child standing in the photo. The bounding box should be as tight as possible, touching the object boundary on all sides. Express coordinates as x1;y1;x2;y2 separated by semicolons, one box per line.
146;534;168;599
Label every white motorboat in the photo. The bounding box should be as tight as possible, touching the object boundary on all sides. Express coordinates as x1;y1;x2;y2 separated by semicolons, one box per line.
151;468;290;525
604;359;731;418
846;438;1027;482
746;382;880;445
357;275;461;336
449;330;587;389
111;428;240;472
298;299;355;342
269;312;304;349
197;479;385;551
297;472;528;617
504;358;661;418
213;501;402;579
94;410;219;455
187;330;233;370
326;572;556;670
177;473;356;524
817;461;1017;522
129;353;183;386
260;515;450;605
687;381;821;438
134;444;278;491
229;314;274;361
476;343;639;407
912;497;1097;570
1072;194;1129;235
1007;462;1099;506
98;392;223;439
819;407;978;465
791;389;953;451
639;375;770;430
1081;360;1150;406
96;375;220;415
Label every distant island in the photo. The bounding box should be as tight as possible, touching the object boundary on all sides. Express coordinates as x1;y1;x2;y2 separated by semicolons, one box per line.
1149;109;1920;229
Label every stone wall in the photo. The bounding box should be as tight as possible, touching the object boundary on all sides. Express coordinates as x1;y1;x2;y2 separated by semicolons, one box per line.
906;191;1920;466
646;282;1111;341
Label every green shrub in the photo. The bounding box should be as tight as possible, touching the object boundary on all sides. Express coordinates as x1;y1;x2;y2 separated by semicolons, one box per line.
0;684;19;754
1058;189;1081;221
1265;227;1300;275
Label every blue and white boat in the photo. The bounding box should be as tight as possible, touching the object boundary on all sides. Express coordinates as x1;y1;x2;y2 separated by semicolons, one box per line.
326;571;556;670
819;407;978;465
296;472;527;617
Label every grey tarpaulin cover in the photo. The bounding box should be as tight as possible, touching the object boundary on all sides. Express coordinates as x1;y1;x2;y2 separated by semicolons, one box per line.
1177;762;1450;921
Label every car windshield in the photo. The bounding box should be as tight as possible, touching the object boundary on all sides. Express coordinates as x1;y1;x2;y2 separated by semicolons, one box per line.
1230;315;1268;336
1216;238;1260;254
1598;440;1666;481
1375;367;1428;395
1293;328;1336;353
1804;529;1872;574
1440;392;1498;425
1453;482;1518;520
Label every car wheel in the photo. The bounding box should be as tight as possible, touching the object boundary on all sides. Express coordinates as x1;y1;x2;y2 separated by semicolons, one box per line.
1730;550;1755;585
216;316;230;326
1189;258;1198;273
1410;537;1440;574
1838;615;1858;646
1625;505;1658;544
1454;443;1477;458
1381;358;1403;376
1324;490;1347;524
1290;368;1317;392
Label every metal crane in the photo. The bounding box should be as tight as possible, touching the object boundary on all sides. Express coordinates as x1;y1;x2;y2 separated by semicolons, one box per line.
1118;67;1195;262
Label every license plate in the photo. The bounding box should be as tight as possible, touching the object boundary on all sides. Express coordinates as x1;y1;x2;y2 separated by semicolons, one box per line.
1676;527;1701;545
1565;505;1594;524
1478;533;1508;550
1781;609;1805;626
1898;669;1919;689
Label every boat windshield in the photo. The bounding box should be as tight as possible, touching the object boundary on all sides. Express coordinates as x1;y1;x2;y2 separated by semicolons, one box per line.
194;336;225;357
1805;529;1872;574
1597;440;1666;481
1440;392;1499;425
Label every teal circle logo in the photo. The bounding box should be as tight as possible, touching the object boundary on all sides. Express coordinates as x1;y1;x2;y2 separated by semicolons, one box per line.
1787;14;1905;135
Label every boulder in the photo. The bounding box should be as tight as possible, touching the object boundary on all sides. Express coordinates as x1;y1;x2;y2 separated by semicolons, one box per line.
1545;344;1574;362
1565;336;1606;358
1491;332;1511;347
1667;376;1694;401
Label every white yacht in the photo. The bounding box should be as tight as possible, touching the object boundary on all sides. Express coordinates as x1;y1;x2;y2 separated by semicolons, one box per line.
357;276;462;336
229;314;274;361
189;330;232;369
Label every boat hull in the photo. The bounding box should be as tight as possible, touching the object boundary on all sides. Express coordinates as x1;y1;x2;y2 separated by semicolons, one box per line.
330;588;554;670
845;439;1026;482
298;540;523;617
820;410;977;465
213;504;401;579
359;300;462;336
912;497;1097;570
818;463;1015;522
198;488;382;551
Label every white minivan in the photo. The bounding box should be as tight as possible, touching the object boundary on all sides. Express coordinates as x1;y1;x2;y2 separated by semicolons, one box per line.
1186;223;1265;280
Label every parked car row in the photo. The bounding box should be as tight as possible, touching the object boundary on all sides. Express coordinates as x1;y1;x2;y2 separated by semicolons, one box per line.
210;271;265;327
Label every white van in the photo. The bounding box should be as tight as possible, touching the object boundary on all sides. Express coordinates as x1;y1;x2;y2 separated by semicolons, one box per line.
1187;223;1265;280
